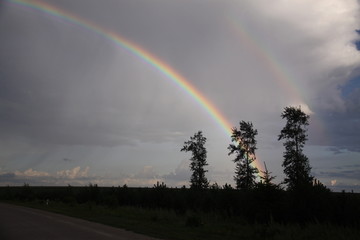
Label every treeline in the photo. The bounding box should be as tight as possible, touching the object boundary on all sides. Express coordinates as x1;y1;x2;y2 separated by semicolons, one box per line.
1;184;360;226
182;106;315;191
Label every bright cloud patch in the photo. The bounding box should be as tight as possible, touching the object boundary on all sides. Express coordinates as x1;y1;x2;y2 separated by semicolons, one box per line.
15;169;50;177
331;179;337;186
57;166;89;179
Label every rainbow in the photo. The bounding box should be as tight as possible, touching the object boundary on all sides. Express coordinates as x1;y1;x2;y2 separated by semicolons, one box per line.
228;16;303;103
228;16;327;142
5;0;284;174
5;0;235;135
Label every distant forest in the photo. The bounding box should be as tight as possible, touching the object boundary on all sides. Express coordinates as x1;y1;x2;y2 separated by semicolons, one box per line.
0;184;359;226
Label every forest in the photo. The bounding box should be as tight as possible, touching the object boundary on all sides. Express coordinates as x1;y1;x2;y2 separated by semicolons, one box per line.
0;183;359;226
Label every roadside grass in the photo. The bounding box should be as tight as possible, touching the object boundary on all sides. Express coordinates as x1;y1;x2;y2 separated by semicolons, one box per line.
6;201;360;240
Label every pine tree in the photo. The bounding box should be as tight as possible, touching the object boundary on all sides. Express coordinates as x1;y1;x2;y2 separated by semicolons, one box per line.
181;131;209;189
259;162;277;187
228;121;259;190
278;106;313;190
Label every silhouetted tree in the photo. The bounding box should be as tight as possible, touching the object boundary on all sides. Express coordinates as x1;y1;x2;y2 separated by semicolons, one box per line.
210;182;220;190
153;181;167;189
228;121;259;190
258;162;279;189
312;178;330;193
278;106;313;190
181;131;209;189
222;183;233;190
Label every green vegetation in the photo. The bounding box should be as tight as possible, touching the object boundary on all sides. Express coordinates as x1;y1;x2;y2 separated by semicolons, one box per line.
1;185;360;225
1;187;360;240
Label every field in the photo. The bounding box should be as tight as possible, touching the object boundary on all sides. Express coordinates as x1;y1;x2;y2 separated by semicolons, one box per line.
1;185;359;240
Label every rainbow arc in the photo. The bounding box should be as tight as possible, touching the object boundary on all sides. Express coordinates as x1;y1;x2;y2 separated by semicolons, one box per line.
7;0;324;175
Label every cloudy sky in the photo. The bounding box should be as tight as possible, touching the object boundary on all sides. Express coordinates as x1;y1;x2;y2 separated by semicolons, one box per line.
1;0;360;191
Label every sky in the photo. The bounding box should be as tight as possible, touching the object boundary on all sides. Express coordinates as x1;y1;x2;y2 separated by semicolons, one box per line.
0;0;360;191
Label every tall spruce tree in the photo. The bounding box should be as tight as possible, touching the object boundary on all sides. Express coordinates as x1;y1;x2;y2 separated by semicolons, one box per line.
278;106;313;190
228;121;259;190
259;162;277;188
181;131;209;189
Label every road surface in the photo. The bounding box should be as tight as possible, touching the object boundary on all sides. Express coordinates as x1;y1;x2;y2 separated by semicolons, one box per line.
0;203;162;240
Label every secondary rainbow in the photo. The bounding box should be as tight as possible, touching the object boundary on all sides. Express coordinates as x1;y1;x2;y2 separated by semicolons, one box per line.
228;16;303;102
7;0;263;171
228;16;327;142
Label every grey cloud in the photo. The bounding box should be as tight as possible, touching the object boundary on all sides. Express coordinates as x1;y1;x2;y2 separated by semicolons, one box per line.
355;30;360;50
0;171;53;186
0;4;128;146
132;166;160;180
0;172;16;182
326;147;344;155
0;167;96;186
319;171;360;180
63;158;74;162
329;184;360;193
0;3;208;146
329;164;360;170
315;166;360;181
316;87;360;152
162;160;191;186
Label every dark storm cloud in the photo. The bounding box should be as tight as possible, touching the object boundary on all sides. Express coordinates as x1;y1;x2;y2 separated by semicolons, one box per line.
0;172;49;186
333;164;360;170
355;30;360;50
63;158;74;162
317;170;360;181
326;147;344;155
319;86;360;153
0;172;16;182
330;184;360;192
314;164;360;181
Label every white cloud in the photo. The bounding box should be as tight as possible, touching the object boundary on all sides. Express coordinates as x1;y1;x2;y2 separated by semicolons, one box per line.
56;166;89;179
0;166;94;186
289;103;314;115
122;166;163;187
331;179;337;186
122;178;161;187
15;168;50;177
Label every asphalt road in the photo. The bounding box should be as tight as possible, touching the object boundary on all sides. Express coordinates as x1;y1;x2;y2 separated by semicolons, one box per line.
0;203;162;240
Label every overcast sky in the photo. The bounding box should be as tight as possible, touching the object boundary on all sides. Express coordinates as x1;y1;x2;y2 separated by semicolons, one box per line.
1;0;360;191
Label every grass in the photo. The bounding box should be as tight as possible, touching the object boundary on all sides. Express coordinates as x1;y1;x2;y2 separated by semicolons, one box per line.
6;200;360;240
